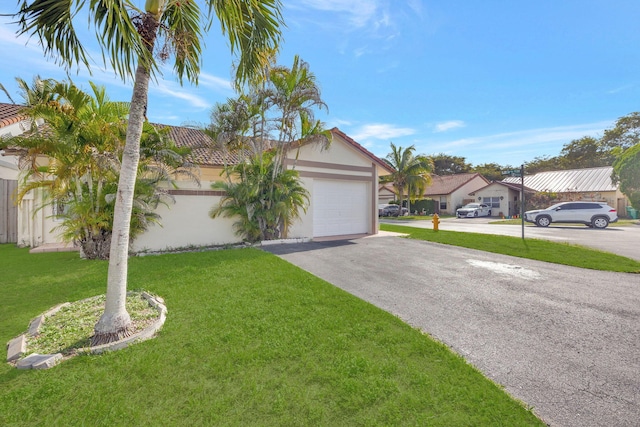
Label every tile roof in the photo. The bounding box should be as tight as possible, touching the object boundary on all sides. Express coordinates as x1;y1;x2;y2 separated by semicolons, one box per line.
2;113;391;171
161;124;242;166
502;166;617;192
0;103;27;129
161;125;393;169
423;173;489;196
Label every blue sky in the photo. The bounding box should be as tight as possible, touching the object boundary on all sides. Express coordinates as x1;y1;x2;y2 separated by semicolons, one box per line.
1;1;639;167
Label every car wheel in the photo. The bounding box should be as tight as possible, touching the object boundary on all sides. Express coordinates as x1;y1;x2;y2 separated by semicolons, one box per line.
474;211;478;217
592;216;609;229
535;216;551;227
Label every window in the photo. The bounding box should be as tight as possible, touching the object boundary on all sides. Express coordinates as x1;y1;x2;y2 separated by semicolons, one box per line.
439;196;447;210
482;197;500;208
52;200;68;221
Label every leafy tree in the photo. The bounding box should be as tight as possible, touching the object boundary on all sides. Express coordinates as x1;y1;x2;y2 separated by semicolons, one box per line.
524;155;563;174
473;163;512;181
612;144;640;210
11;0;284;345
601;112;640;152
429;153;472;175
559;136;613;169
383;143;433;213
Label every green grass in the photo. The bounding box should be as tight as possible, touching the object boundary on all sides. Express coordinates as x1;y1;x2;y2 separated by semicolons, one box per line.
381;223;640;273
0;244;544;426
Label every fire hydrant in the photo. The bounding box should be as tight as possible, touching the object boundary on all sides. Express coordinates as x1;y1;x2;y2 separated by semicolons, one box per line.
432;213;440;231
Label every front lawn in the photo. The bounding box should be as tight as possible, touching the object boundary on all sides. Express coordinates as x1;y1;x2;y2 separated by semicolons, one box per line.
0;244;543;426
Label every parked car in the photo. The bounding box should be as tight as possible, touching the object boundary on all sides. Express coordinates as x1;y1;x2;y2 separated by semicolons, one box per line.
524;202;618;229
379;204;409;217
456;203;492;218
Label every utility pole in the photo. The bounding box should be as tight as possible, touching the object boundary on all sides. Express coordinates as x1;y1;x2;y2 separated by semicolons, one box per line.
520;164;525;240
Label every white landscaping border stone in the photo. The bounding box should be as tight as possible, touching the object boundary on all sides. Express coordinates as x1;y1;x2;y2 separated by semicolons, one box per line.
80;292;167;355
260;237;311;246
6;292;167;369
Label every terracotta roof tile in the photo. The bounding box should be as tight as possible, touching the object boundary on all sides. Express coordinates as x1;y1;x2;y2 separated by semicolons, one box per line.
0;103;28;129
160;124;242;166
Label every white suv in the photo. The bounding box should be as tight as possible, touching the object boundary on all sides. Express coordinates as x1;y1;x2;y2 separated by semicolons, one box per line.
524;202;618;229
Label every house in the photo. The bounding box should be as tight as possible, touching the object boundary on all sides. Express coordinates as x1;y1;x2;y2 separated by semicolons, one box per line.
468;181;536;217
378;183;396;205
0;103;49;246
501;166;629;215
1;106;394;251
422;173;490;215
133;126;394;251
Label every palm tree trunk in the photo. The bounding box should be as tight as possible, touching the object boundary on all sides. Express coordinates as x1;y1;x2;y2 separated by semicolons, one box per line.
92;13;158;346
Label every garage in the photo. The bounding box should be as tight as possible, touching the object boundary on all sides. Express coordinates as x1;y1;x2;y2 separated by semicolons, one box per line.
313;179;369;237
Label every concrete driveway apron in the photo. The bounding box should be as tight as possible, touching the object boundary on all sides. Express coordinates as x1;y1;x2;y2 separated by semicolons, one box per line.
263;236;640;427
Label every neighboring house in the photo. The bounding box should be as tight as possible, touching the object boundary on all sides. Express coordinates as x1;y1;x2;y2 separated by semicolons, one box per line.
423;173;490;215
0;103;41;244
1;108;393;251
469;181;536;217
501;166;629;215
378;183;396;205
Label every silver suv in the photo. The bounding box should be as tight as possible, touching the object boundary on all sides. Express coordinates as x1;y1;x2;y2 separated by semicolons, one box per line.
524;202;618;229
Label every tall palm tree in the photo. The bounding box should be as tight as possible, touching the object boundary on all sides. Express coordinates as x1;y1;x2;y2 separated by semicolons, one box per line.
206;56;329;240
383;143;433;214
12;0;284;345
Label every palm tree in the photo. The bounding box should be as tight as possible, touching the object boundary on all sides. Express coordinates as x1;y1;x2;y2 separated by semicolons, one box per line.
210;151;309;241
267;55;330;173
206;56;329;240
383;143;433;214
3;80;190;259
11;0;284;345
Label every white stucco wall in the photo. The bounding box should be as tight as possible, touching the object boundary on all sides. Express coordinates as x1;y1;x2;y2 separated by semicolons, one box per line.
286;135;379;239
131;193;241;253
0;156;19;180
447;177;489;214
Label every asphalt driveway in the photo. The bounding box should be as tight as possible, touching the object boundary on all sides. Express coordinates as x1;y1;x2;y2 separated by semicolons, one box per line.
263;236;640;427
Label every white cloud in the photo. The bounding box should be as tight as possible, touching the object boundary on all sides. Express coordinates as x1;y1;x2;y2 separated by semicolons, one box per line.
198;72;233;92
294;0;379;28
439;121;611;150
350;123;416;142
427;121;614;166
607;84;635;94
434;120;466;133
153;82;211;109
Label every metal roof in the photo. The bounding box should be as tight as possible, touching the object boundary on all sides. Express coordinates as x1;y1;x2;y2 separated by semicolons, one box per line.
502;166;616;192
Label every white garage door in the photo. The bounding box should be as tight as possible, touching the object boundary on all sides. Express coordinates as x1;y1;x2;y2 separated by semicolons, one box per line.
313;179;369;237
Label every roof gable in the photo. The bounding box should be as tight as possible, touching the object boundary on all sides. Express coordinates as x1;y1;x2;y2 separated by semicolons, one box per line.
424;173;489;196
471;180;537;194
502;166;616;192
329;128;395;174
